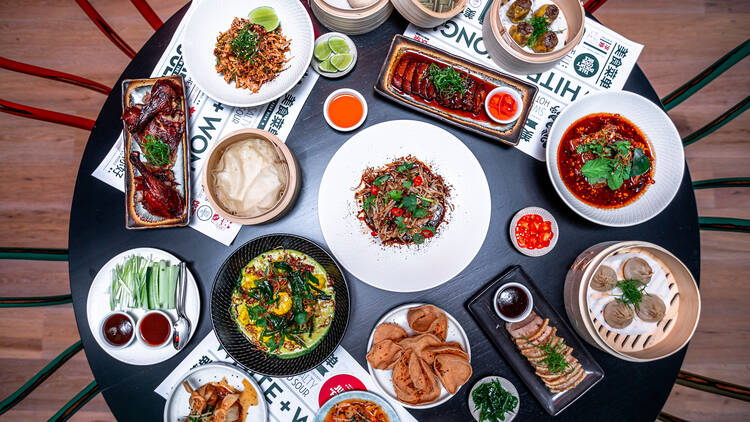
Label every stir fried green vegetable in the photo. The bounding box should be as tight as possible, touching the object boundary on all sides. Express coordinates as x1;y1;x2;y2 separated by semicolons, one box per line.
472;380;518;422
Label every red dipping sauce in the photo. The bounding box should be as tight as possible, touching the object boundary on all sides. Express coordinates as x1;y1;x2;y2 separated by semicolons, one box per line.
102;312;133;347
139;312;171;346
488;91;518;121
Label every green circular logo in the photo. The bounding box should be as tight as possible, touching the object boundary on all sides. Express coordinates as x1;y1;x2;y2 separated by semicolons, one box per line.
574;53;599;78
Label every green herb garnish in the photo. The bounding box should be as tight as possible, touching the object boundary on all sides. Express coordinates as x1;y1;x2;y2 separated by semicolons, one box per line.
142;135;171;167
396;162;414;172
363;195;376;212
525;15;550;47
523;336;571;374
427;63;467;97
616;279;648;310
576;128;651;191
373;174;390;186
230;23;260;62
471;380;518;422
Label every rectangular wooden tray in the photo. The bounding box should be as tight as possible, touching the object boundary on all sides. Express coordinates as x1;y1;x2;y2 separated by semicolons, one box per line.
374;35;538;146
122;76;190;229
466;265;604;416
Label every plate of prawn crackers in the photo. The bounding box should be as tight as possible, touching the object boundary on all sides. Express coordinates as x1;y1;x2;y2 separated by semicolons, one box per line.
366;303;473;408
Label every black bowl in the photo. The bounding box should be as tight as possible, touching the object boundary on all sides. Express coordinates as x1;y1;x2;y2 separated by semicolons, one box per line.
210;234;350;376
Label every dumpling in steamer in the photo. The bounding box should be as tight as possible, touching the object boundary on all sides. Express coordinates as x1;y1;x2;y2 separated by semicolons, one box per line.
510;22;534;47
622;257;654;284
506;0;532;23
531;31;558;53
591;265;618;291
533;4;560;24
636;295;666;323
603;300;634;329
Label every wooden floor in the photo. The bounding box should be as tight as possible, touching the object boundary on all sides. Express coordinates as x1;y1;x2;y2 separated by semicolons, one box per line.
0;0;747;420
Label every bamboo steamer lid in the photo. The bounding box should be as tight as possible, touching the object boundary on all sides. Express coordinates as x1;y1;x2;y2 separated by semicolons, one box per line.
311;0;393;35
390;0;467;28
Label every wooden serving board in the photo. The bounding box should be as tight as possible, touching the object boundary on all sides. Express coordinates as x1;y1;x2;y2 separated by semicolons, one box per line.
374;35;538;146
121;76;190;229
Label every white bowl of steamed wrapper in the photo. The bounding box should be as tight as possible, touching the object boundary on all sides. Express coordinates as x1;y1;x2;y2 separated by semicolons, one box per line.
202;128;301;225
562;240;701;362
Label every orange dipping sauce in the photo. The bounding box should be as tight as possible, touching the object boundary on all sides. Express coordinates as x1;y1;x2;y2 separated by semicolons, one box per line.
328;93;363;128
488;91;518;121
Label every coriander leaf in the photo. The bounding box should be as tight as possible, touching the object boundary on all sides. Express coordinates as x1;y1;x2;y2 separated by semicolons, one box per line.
581;157;611;185
576;141;603;155
363;195;376;212
614;140;631;157
394;216;408;234
630;147;651;177
373;175;390;186
396;162;414;172
412;233;425;244
388;190;403;201
413;207;428;218
400;194;418;214
403;179;413;189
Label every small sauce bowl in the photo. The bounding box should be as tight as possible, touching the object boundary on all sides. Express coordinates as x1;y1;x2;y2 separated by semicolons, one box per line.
99;311;136;350
324;88;367;132
493;282;533;323
485;87;523;124
136;310;173;349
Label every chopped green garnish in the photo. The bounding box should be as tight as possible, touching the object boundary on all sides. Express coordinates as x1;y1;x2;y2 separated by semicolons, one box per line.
141;135;171;167
230;23;259;62
427;63;467;97
471;380;518;422
616;279;648;310
373;174;390;186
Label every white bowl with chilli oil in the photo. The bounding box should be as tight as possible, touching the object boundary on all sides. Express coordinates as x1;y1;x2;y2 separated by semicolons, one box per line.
324;88;367;131
485;87;523;124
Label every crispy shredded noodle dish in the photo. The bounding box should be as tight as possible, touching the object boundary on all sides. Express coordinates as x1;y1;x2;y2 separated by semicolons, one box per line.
214;17;291;92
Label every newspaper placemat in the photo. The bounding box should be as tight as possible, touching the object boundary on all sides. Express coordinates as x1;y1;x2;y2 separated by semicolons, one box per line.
155;331;418;422
404;0;643;161
92;0;319;245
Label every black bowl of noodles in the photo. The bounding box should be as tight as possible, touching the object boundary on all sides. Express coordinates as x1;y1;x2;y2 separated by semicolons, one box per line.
211;233;350;376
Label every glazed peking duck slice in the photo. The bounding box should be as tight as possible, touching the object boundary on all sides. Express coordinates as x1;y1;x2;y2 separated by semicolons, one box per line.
129;151;184;219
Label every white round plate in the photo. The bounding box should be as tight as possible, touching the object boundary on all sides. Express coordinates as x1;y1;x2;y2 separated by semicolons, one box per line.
546;91;684;227
86;248;200;365
182;0;314;107
468;376;519;422
318;120;491;292
508;207;559;257
366;303;472;409
314;390;400;422
163;362;268;422
312;32;357;78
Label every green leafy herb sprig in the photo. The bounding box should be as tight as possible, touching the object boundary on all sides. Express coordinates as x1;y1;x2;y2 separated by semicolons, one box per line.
576;130;651;190
230;23;260;63
523;336;571;374
525;15;550;47
142;135;171;167
427;63;467;97
471;380;518;422
616;279;649;310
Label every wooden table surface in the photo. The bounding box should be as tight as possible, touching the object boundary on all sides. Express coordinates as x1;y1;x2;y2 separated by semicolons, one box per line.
0;1;748;421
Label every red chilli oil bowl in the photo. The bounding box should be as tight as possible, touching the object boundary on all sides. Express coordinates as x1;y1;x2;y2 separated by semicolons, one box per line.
136;310;173;348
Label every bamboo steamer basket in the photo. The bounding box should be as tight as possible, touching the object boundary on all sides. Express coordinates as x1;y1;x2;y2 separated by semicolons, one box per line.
311;0;393;35
483;0;584;75
564;241;701;362
390;0;467;28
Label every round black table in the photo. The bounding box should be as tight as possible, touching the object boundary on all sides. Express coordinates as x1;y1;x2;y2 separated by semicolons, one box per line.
69;5;700;421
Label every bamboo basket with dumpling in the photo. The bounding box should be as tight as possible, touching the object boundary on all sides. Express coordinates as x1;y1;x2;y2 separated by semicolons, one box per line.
563;241;701;363
390;0;467;28
311;0;393;35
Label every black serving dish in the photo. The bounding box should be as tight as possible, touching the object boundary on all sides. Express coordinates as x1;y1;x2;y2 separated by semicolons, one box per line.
466;265;604;416
210;234;350;376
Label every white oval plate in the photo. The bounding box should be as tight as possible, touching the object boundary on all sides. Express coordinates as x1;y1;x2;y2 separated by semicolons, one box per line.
182;0;314;107
86;248;200;365
312;32;357;78
468;376;520;422
546;91;684;227
163;362;268;422
318;120;491;292
366;303;472;409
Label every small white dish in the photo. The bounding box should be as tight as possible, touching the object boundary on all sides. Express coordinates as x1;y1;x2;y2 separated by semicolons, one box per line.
493;282;533;323
163;362;268;422
508;207;559;257
98;311;136;350
136;310;173;349
312;32;358;78
468;376;520;422
366;302;471;409
323;88;367;131
484;87;523;124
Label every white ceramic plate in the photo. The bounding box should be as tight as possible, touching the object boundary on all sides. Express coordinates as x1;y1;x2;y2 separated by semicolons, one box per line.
546;91;684;227
366;303;472;409
508;207;559;257
468;376;520;422
182;0;314;107
314;390;400;422
318;120;491;292
86;248;200;366
163;362;268;422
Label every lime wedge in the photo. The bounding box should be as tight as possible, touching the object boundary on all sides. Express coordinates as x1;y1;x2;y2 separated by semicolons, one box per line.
328;37;350;54
314;41;332;61
319;58;338;73
330;53;353;71
248;6;279;32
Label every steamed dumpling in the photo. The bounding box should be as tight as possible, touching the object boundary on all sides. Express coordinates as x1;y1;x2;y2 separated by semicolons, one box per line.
622;257;653;284
603;300;634;329
591;265;618;291
636;295;666;323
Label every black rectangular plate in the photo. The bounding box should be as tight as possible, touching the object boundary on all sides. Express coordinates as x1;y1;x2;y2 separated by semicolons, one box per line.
466;265;604;416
